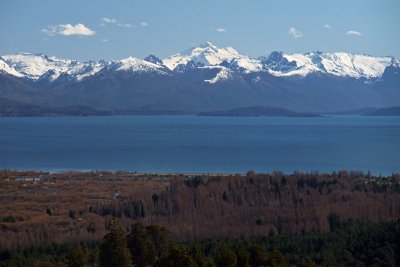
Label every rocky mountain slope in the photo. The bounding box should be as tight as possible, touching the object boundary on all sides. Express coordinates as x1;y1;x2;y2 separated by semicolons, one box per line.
1;42;399;114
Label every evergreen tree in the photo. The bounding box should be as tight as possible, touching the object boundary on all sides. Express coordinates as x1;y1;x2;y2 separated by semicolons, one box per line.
247;244;268;267
145;224;173;262
328;212;341;232
191;243;207;267
99;219;132;267
268;250;288;267
214;244;237;267
65;244;87;267
234;245;249;267
156;244;197;267
298;257;317;267
127;222;156;267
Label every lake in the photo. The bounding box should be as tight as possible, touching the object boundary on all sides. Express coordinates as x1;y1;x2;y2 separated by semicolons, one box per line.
0;115;399;175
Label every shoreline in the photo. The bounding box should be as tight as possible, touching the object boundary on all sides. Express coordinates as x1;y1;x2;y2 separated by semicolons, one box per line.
1;169;398;177
1;114;400;118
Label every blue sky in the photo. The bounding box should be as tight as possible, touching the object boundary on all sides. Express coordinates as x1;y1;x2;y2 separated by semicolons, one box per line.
1;0;399;60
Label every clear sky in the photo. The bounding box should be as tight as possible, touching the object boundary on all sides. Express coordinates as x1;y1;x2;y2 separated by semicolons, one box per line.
1;0;399;60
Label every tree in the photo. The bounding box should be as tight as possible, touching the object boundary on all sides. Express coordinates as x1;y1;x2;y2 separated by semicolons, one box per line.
298;257;317;267
152;193;159;203
191;243;207;267
127;223;174;267
145;224;173;262
156;244;197;267
328;212;341;232
234;245;249;267
248;244;268;267
268;250;288;267
65;244;87;267
69;209;77;219
214;244;237;267
99;219;132;267
127;222;156;267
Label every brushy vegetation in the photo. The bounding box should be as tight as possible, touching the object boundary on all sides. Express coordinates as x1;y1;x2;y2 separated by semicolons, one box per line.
1;170;400;249
0;170;399;266
0;216;399;266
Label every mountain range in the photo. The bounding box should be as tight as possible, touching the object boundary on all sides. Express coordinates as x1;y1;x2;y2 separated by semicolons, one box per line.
1;42;399;115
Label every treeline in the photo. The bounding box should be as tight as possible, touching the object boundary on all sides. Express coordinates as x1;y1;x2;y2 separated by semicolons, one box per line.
1;216;399;266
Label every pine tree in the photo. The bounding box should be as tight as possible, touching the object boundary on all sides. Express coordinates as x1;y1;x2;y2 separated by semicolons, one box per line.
156;244;197;267
65;244;88;267
191;243;207;267
127;222;156;267
234;245;249;267
99;219;132;267
214;244;237;267
248;244;268;267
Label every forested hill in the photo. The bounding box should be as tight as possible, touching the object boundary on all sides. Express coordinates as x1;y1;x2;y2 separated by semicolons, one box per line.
197;106;320;117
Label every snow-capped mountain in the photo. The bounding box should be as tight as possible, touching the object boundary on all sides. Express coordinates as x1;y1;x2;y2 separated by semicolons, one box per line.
260;51;396;78
203;66;233;84
0;42;399;114
110;56;169;75
163;42;246;70
161;42;397;80
0;53;169;82
0;43;398;82
1;53;107;81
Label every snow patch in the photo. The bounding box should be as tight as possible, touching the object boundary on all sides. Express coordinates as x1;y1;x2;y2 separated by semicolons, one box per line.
264;51;393;78
204;67;232;83
0;58;24;77
163;42;242;70
321;53;392;78
1;53;107;81
230;57;263;73
115;57;168;75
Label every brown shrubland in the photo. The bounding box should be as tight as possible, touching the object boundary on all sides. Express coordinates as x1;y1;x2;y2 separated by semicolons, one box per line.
0;170;399;249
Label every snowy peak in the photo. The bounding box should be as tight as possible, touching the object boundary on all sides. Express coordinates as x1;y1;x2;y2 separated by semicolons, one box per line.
0;53;108;81
0;53;169;81
162;42;263;76
2;53;71;80
264;52;322;77
181;41;219;56
228;57;263;74
0;44;398;83
260;51;297;72
319;53;393;78
204;66;233;84
0;57;23;77
163;42;244;70
113;57;168;75
144;55;165;67
263;51;394;78
198;41;218;49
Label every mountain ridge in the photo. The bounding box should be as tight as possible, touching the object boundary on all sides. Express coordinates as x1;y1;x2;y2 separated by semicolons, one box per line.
0;42;399;114
1;42;398;81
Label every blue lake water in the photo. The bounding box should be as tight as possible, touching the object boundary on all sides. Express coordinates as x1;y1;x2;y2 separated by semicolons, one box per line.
0;115;399;175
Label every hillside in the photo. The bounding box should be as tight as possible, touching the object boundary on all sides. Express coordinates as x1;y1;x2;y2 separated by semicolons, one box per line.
198;106;320;117
366;106;400;116
0;170;399;250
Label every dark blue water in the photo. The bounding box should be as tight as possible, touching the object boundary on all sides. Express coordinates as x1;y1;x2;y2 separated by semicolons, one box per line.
0;115;399;175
